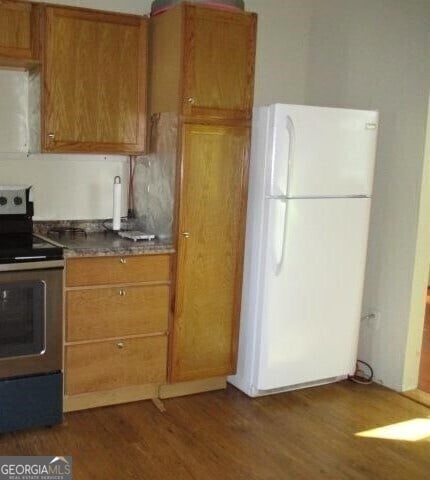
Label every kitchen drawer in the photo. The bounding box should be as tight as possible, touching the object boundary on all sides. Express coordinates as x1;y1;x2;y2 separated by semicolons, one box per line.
66;285;170;342
65;335;167;395
66;254;171;287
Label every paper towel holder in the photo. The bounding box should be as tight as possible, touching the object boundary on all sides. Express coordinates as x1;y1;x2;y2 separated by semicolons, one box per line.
113;176;122;231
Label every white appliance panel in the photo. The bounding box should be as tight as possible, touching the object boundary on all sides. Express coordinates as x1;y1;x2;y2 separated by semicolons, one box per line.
267;104;378;198
255;198;371;391
230;107;271;393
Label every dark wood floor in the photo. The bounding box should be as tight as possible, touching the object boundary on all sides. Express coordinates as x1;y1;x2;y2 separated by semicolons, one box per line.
1;382;429;479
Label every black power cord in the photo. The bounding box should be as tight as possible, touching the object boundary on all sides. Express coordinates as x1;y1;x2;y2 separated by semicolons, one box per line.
348;360;374;384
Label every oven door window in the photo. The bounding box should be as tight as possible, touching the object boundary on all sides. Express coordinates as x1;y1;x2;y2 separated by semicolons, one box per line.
0;281;45;359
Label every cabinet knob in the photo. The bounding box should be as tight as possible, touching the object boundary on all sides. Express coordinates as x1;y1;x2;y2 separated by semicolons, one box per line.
117;342;125;349
120;257;127;264
119;288;126;297
181;232;190;238
48;133;55;140
187;97;196;105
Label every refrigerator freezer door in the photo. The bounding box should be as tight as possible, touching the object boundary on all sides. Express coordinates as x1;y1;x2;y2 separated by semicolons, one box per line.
267;104;378;198
255;198;371;392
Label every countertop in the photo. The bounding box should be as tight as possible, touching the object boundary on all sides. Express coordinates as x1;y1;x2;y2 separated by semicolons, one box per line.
39;231;175;258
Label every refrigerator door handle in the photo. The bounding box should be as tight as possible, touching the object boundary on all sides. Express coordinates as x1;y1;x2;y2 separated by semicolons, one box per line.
275;198;288;276
285;115;296;196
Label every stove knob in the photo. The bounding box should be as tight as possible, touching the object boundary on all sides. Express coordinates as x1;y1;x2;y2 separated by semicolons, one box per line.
0;197;7;206
14;196;23;206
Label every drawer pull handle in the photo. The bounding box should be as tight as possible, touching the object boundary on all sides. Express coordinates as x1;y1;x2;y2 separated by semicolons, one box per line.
182;232;190;238
117;342;125;349
119;289;126;297
120;257;127;264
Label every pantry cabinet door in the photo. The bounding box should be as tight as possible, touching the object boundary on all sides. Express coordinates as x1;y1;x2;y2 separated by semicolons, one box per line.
43;7;147;154
182;5;256;121
171;123;250;382
0;0;37;61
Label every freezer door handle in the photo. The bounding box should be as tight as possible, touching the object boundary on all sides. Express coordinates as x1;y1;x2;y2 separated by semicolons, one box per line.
274;198;289;276
285;115;296;197
268;115;296;197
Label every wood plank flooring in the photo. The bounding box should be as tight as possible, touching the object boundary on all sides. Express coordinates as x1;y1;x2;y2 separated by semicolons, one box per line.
403;388;430;408
1;382;429;480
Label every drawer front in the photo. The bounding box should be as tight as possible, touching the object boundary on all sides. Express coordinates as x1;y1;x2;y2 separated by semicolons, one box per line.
67;285;170;342
66;254;171;287
65;335;167;395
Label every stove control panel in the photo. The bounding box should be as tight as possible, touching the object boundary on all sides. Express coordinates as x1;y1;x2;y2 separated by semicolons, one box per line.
0;186;29;215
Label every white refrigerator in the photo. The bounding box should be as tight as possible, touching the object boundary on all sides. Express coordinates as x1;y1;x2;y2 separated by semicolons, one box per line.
229;103;379;397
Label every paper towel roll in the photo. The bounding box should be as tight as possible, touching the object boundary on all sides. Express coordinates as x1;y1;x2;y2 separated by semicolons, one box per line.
113;176;122;231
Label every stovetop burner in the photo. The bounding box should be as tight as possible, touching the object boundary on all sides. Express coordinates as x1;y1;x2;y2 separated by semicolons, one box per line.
47;227;87;238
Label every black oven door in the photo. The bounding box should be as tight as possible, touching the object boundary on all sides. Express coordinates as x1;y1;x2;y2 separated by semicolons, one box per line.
0;261;63;379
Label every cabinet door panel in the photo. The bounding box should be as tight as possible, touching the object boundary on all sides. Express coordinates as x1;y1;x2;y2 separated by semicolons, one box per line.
182;6;256;120
44;7;147;154
0;0;33;59
171;124;250;381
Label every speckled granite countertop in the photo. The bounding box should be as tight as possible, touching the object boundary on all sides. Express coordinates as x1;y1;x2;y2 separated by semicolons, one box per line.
56;233;174;258
34;221;175;258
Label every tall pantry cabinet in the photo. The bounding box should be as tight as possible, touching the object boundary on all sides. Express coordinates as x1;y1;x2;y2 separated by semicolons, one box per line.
149;3;257;386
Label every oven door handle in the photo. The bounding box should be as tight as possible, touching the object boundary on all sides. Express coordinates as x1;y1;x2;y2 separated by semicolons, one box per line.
0;260;64;272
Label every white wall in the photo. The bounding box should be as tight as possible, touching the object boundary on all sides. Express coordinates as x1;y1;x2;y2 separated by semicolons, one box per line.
246;0;312;106
0;155;129;220
32;0;151;14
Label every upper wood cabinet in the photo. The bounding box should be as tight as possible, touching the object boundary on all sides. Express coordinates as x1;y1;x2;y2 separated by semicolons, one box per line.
43;6;148;154
0;0;40;66
182;6;256;120
170;123;250;382
150;4;257;120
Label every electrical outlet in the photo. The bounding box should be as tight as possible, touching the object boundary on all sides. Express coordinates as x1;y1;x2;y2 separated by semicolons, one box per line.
361;310;381;330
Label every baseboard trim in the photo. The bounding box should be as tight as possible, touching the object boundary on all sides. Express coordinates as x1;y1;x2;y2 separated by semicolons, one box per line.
64;384;159;412
159;377;227;399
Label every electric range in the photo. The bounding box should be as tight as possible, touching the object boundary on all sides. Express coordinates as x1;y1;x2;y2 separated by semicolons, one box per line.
0;185;64;433
0;234;63;264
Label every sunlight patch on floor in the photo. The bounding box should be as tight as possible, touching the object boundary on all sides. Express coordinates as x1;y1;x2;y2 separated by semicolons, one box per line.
356;418;430;442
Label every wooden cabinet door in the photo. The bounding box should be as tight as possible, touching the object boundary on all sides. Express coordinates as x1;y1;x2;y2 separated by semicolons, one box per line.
0;0;37;60
182;5;256;120
43;7;147;154
171;124;250;382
